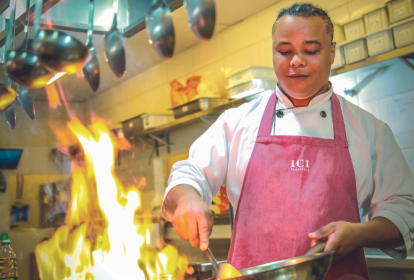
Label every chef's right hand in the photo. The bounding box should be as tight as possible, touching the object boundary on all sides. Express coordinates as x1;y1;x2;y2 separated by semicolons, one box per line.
166;184;214;250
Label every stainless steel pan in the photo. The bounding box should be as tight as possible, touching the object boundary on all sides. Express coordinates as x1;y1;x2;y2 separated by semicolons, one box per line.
209;242;333;280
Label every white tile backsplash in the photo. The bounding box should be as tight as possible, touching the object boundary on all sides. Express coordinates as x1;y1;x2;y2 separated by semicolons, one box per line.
356;59;414;103
256;4;279;41
224;44;260;73
348;0;387;20
167;48;195;81
192;59;225;76
258;37;274;68
317;0;348;12
141;62;168;93
328;3;350;25
222;16;258;56
193;33;224;70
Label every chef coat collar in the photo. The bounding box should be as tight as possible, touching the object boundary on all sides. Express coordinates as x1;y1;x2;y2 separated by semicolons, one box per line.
275;82;333;109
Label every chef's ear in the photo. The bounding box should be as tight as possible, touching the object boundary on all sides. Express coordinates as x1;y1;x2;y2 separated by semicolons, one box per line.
330;41;336;65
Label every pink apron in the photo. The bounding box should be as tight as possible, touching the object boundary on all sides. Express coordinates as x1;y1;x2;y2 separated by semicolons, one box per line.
227;92;370;280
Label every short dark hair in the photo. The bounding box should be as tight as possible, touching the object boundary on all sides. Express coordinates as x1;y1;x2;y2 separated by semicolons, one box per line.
272;3;334;42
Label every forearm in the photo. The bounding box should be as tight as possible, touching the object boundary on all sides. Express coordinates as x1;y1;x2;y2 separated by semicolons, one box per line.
164;184;203;214
358;217;403;249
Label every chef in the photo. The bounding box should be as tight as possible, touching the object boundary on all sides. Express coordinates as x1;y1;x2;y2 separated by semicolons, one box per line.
162;3;414;279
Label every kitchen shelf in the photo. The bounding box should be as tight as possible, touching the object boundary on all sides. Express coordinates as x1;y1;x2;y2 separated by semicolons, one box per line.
134;98;246;138
330;44;414;76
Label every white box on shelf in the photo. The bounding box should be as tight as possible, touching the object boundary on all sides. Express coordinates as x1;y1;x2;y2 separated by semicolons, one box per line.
331;46;345;70
391;16;414;47
388;0;414;23
142;113;174;130
344;18;366;41
343;39;369;64
366;29;395;56
228;79;277;99
364;7;389;34
226;66;277;88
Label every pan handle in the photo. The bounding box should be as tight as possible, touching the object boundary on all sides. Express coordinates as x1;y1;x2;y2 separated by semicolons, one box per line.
305;240;327;255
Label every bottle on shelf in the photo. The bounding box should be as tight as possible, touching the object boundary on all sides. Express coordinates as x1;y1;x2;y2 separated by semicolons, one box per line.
0;233;18;280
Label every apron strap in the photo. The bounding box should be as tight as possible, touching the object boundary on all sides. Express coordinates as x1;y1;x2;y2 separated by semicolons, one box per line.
257;91;277;137
330;93;347;142
257;91;348;142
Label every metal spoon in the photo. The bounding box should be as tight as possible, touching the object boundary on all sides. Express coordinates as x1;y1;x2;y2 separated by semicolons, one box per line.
2;0;18;129
83;0;99;92
205;247;219;273
104;0;125;78
33;0;88;74
16;86;34;119
184;0;216;41
5;0;53;89
146;0;175;60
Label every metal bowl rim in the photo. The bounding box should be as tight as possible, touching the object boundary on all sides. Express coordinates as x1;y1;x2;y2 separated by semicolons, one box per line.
225;252;334;280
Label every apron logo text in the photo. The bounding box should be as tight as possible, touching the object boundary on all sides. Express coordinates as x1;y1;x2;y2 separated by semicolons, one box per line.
291;160;310;171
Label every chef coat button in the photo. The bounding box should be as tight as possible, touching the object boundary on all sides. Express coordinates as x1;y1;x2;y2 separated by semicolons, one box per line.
276;110;284;118
320;111;327;118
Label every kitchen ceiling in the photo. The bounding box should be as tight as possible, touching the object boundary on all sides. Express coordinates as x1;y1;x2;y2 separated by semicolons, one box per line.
12;0;282;102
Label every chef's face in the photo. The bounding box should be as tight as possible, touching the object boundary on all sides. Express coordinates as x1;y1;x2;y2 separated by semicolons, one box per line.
272;16;335;97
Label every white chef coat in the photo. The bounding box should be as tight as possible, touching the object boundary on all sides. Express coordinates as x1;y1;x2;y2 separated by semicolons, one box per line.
162;84;414;260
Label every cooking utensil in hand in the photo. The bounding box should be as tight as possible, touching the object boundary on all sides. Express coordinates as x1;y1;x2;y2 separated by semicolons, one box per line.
2;0;18;129
33;0;88;74
83;0;100;92
104;0;126;78
5;0;53;89
211;241;332;280
184;0;216;41
146;0;175;60
205;247;220;273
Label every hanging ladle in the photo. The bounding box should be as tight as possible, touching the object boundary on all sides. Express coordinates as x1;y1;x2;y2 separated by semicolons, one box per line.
146;0;175;60
104;0;126;78
33;0;89;74
83;0;99;92
6;0;37;120
5;0;53;89
184;0;216;41
1;0;18;129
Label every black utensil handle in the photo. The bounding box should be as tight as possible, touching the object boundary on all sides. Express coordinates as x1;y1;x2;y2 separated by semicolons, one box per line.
23;0;30;49
85;0;94;45
305;240;327;255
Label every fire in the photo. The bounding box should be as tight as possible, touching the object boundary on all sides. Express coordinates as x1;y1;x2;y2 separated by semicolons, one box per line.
35;118;189;279
45;84;61;108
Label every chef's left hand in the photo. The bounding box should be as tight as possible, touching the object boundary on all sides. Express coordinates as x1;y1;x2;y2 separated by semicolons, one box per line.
308;221;363;258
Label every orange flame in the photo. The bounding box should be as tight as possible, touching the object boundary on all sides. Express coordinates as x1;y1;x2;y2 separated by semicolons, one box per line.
45;84;61;108
35;118;189;279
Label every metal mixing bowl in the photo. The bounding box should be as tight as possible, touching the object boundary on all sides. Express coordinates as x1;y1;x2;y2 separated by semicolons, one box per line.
210;252;333;280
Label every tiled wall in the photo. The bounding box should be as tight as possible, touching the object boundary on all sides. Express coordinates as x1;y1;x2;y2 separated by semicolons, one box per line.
331;58;414;175
91;0;391;124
